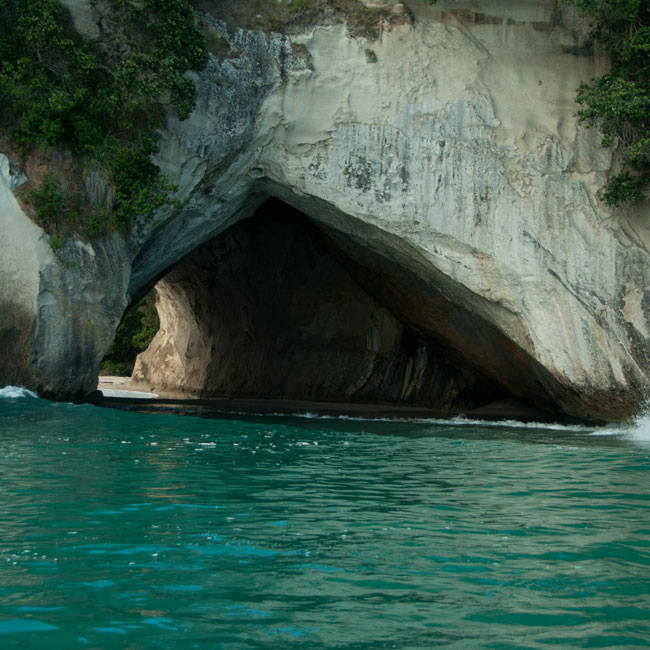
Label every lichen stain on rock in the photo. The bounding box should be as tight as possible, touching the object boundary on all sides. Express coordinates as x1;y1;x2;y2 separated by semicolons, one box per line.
343;156;374;193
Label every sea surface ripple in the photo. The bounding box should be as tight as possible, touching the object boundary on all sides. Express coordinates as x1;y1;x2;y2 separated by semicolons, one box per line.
1;387;649;648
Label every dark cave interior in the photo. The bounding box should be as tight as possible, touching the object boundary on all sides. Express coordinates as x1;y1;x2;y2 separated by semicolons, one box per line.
119;198;561;415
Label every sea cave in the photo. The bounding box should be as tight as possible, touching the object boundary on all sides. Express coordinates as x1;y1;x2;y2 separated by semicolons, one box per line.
103;197;566;419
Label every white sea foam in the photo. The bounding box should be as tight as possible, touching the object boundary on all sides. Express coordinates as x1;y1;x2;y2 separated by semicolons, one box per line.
237;409;650;446
587;407;650;443
277;411;596;431
283;409;650;441
243;410;596;432
447;412;650;443
422;415;596;432
0;385;38;399
624;413;650;443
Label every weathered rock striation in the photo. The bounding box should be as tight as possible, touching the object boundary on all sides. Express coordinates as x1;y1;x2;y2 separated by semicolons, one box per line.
1;0;649;420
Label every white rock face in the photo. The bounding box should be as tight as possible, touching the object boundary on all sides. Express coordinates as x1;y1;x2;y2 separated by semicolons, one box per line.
0;155;50;385
1;0;648;418
0;152;133;398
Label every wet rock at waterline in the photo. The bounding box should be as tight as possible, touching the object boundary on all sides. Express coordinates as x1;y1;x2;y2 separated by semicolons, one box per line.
1;0;649;420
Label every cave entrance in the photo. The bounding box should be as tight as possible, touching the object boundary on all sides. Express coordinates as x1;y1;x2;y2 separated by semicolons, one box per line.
121;197;535;414
100;290;159;378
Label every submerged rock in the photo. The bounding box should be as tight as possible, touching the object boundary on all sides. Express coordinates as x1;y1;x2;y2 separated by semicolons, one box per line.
1;0;648;420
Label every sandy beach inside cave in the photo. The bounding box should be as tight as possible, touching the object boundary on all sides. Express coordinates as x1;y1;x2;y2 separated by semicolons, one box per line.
97;375;160;399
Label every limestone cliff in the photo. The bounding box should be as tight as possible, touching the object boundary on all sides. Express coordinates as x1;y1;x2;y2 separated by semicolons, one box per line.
1;0;648;420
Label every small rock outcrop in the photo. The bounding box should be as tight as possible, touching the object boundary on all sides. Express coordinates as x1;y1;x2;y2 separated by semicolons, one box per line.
1;0;648;420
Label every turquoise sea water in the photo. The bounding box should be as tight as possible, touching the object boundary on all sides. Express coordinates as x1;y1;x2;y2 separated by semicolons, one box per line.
1;387;650;649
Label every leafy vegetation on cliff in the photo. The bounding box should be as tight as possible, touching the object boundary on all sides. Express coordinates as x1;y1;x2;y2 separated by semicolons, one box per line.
0;0;208;239
101;290;159;376
571;0;650;205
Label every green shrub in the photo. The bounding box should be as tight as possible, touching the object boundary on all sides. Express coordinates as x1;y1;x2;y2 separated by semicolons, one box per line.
0;0;208;236
571;0;650;205
101;290;160;376
26;175;64;225
100;360;135;377
48;233;64;251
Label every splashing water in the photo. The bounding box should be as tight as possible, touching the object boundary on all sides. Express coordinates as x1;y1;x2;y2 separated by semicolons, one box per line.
0;385;38;399
627;410;650;443
586;402;650;444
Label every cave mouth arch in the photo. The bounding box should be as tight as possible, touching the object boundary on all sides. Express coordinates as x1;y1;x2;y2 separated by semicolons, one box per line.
126;197;558;416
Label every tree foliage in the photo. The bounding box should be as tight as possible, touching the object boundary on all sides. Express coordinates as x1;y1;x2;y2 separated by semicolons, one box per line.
101;290;159;376
571;0;650;205
0;0;208;237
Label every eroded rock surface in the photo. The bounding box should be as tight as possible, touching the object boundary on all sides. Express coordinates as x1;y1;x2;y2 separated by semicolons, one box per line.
1;0;648;419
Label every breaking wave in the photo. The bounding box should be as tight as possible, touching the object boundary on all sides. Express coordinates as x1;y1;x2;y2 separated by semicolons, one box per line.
588;407;650;443
0;386;38;399
623;412;650;443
